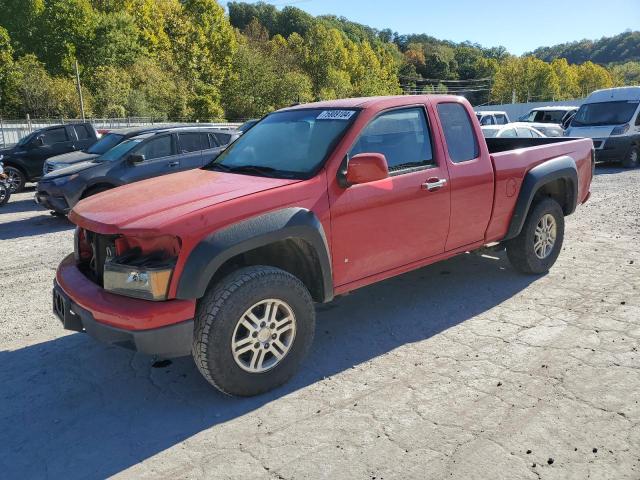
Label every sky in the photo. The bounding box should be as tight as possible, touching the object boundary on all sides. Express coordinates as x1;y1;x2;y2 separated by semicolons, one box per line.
236;0;639;55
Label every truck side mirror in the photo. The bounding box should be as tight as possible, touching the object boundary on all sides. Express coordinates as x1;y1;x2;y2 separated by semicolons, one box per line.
35;135;45;147
128;153;145;164
345;153;389;186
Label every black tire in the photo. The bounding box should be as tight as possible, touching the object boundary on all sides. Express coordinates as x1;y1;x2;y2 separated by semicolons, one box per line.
622;146;639;169
4;166;26;193
192;266;316;396
0;184;10;205
506;197;565;274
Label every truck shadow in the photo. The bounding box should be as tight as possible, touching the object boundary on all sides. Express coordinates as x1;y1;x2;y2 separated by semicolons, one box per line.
0;252;538;479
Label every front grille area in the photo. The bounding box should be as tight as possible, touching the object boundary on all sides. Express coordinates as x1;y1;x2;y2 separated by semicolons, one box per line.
76;230;116;287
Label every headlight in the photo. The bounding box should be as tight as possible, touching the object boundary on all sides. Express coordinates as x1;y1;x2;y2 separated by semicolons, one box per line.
611;124;630;136
52;173;79;186
103;250;176;301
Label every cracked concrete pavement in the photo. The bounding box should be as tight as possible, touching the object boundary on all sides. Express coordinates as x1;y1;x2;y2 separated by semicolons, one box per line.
0;165;639;480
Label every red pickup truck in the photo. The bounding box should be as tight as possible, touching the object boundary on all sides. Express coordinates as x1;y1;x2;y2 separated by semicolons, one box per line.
53;95;594;396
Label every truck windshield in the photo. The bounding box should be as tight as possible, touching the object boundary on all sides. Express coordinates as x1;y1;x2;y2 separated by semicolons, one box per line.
209;109;358;178
572;101;639;126
86;133;125;154
94;138;142;162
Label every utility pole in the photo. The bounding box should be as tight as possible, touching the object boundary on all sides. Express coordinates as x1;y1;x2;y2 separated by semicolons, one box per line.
74;60;86;121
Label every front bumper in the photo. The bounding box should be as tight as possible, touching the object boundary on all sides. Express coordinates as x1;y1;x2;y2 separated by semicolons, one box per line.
35;188;70;213
593;136;634;163
54;255;196;357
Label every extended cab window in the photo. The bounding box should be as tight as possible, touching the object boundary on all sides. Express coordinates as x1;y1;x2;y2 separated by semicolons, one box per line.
73;124;91;140
437;103;479;162
135;135;173;160
350;107;433;172
42;127;68;145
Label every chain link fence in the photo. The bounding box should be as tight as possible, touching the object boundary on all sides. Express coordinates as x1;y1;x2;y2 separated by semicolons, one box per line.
0;117;243;147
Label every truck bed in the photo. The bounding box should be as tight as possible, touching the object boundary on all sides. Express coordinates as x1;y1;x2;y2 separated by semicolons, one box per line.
484;136;594;243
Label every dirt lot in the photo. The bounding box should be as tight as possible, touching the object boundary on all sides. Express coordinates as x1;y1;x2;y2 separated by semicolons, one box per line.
1;166;639;480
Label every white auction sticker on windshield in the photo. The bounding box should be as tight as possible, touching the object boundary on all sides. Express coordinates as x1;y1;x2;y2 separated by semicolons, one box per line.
316;110;356;120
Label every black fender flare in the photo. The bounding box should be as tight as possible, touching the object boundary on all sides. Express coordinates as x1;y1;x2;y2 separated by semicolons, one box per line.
175;207;333;302
504;156;578;241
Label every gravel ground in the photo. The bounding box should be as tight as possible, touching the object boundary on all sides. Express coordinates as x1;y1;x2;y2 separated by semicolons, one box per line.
0;167;639;480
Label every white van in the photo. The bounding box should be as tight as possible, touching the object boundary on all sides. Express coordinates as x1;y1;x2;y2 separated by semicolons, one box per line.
566;87;640;168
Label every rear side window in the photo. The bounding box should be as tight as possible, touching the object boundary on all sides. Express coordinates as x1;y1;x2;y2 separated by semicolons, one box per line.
136;135;173;160
501;128;517;138
349;107;433;172
495;114;507;125
178;133;203;153
437;103;479;163
212;133;232;146
42;127;68;145
208;133;220;148
73;124;91;140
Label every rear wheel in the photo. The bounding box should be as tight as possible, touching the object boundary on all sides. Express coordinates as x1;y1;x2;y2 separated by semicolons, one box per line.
4;166;25;193
192;266;315;396
622;146;639;169
506;198;565;274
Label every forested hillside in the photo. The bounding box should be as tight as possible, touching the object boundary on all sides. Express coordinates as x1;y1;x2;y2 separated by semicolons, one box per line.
0;0;635;121
531;31;640;65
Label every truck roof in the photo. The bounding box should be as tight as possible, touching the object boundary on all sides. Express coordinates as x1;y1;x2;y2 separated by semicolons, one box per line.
585;86;640;103
280;95;462;112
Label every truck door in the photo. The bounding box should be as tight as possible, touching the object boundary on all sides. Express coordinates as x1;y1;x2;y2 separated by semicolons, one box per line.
26;126;75;179
434;102;494;251
329;106;451;286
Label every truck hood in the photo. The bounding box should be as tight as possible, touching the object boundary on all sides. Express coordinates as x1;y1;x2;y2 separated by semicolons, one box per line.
70;169;300;234
566;125;616;138
47;150;98;166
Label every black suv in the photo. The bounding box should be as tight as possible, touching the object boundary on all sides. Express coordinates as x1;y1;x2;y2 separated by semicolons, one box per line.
36;127;240;214
0;123;98;192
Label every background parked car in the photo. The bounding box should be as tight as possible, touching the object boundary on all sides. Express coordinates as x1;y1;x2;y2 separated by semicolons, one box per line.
36;126;241;214
43;125;209;174
519;106;579;125
0;123;98;192
481;123;546;138
475;111;510;126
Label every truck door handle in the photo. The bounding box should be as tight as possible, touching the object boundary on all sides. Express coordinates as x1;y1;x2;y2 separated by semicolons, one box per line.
422;178;447;191
168;161;179;168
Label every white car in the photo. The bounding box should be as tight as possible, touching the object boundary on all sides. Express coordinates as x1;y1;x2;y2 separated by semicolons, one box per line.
524;122;565;137
481;123;546;138
475;111;510;126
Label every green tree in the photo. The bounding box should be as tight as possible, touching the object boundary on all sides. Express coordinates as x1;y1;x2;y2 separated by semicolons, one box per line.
575;61;614;96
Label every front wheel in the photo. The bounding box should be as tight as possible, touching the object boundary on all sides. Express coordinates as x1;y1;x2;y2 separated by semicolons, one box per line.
506;198;565;274
622;146;639;169
192;266;316;396
4;166;25;193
